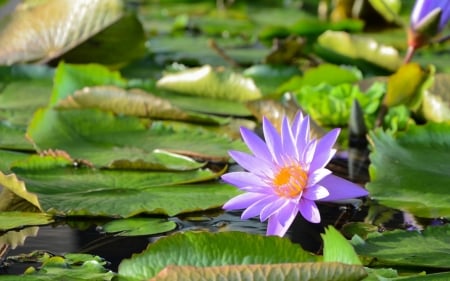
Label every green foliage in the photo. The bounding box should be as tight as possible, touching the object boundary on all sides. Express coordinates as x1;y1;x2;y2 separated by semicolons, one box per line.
353;225;450;269
293;82;384;126
0;212;53;231
118;231;318;280
101;218;176;236
367;123;450;218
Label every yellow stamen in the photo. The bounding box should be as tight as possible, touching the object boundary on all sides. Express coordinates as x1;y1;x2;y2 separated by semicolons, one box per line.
272;164;308;198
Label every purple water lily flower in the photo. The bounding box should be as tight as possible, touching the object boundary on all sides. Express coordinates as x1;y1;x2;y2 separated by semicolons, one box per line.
222;113;369;237
406;0;450;62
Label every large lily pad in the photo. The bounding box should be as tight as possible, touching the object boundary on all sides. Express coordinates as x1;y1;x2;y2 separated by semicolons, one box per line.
367;123;450;218
353;225;450;269
101;218;177;236
118;231;317;280
1;159;238;217
27;108;244;166
150;262;367;281
0;0;124;65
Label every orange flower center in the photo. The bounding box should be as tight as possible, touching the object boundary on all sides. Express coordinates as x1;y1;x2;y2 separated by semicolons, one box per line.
272;164;308;198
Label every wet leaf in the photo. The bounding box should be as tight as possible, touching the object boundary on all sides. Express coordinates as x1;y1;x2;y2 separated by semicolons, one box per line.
315;31;402;73
118;231;317;280
150;262;367;281
367;123;450;218
0;212;53;231
0;0;124;65
353;225;450;269
322;226;362;265
56;85;229;125
101;218;176;236
157;65;262;101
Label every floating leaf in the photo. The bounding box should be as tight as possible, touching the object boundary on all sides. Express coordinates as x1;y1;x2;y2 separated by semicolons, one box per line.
27;108;244;165
322;226;362;265
101;218;176;236
0;211;53;231
0;0;124;65
367;123;450;218
315;31;402;73
56;85;229;125
353;225;450;269
118;231;317;280
1;158;237;217
0;252;115;280
150;262;368;281
157;65;262;101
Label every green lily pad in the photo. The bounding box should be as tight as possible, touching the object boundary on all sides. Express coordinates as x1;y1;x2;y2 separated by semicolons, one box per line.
353;225;450;269
150;262;368;281
0;0;124;65
420;73;450;122
1;157;238;217
367;123;450;218
0;211;53;231
322;226;362;265
0;252;115;280
27;108;244;165
315;31;402;73
157;65;262;102
56;85;229;125
101;218;176;236
118;231;317;280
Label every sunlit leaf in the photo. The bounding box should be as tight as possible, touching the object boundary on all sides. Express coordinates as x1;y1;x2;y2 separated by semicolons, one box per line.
353;225;450;268
0;212;53;231
368;0;402;23
50;62;127;106
0;226;39;250
0;0;124;65
157;65;262;101
101;218;176;236
315;31;402;73
150;262;368;281
56;85;229;125
384;63;431;109
367;123;450;218
420;73;450;122
322;226;362;265
118;231;317;280
0;172;41;211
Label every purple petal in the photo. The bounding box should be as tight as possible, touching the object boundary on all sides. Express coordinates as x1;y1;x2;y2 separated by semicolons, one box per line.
266;211;297;237
228;150;272;176
262;117;283;164
440;2;450;30
318;174;369;202
301;139;317;165
276;201;299;226
240;127;272;161
241;196;276;220
307;168;331;187
299;199;321;223
302;185;329;201
221;172;270;190
260;197;289;221
309;128;340;171
281;117;296;159
223;192;267;210
295;115;310;154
